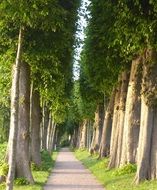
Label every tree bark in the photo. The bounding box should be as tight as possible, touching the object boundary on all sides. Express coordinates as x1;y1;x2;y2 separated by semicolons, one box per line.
41;103;49;150
71;127;79;148
30;86;42;166
109;70;130;168
6;27;24;190
79;119;87;149
99;88;116;158
90;104;104;153
90;125;96;151
46;115;57;153
53;128;58;150
135;50;157;183
16;62;34;183
86;120;92;150
120;56;142;166
116;70;130;167
76;123;82;148
47;113;52;151
108;75;122;168
48;121;56;153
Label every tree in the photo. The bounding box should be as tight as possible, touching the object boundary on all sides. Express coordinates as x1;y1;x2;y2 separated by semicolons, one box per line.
0;0;80;189
30;85;42;166
80;0;157;183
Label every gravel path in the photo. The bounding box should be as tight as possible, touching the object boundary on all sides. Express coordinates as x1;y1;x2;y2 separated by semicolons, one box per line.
44;148;105;190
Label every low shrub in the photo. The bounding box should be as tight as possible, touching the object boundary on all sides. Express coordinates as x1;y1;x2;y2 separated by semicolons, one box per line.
14;178;29;185
0;143;7;164
113;163;137;176
31;162;41;171
0;162;9;177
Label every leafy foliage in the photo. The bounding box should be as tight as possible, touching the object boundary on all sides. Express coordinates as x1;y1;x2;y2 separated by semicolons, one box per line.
0;0;81;128
0;143;7;164
80;0;157;100
76;1;157;139
14;178;29;186
80;0;121;97
113;164;137;176
31;150;53;172
0;162;9;177
40;150;53;171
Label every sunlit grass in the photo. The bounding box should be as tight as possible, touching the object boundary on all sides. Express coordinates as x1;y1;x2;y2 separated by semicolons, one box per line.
14;151;58;190
74;149;157;190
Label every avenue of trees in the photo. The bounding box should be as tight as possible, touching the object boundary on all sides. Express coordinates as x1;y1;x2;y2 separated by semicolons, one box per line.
1;0;157;189
0;0;80;189
68;0;157;185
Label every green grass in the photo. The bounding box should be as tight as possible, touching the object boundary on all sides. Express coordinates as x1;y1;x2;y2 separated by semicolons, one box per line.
0;143;58;190
14;151;58;190
74;149;157;190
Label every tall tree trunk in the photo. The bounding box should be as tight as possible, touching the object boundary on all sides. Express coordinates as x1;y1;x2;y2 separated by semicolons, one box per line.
109;70;130;168
6;27;24;190
78;122;83;148
135;50;157;183
99;88;116;158
30;86;42;166
90;104;104;153
71;127;79;148
120;56;142;166
41;103;49;150
116;70;130;167
48;121;56;153
16;62;34;183
53;129;58;150
47;115;53;152
47;113;53;151
86;120;92;150
76;123;82;148
90;126;96;151
108;75;122;168
79;119;87;149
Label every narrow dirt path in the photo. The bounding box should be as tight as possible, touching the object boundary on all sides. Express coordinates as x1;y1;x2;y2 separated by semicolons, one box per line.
44;148;105;190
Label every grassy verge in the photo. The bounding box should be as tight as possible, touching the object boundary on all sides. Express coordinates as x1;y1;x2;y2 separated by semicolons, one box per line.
0;143;58;190
74;149;157;190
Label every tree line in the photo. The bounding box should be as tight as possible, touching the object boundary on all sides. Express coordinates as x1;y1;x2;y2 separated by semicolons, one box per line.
0;0;80;189
69;0;157;185
1;0;157;189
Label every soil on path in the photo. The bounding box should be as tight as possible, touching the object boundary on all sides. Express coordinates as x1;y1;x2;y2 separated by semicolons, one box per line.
44;148;105;190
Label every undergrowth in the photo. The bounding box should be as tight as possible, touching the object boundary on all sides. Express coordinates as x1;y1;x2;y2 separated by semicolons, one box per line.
113;163;137;176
